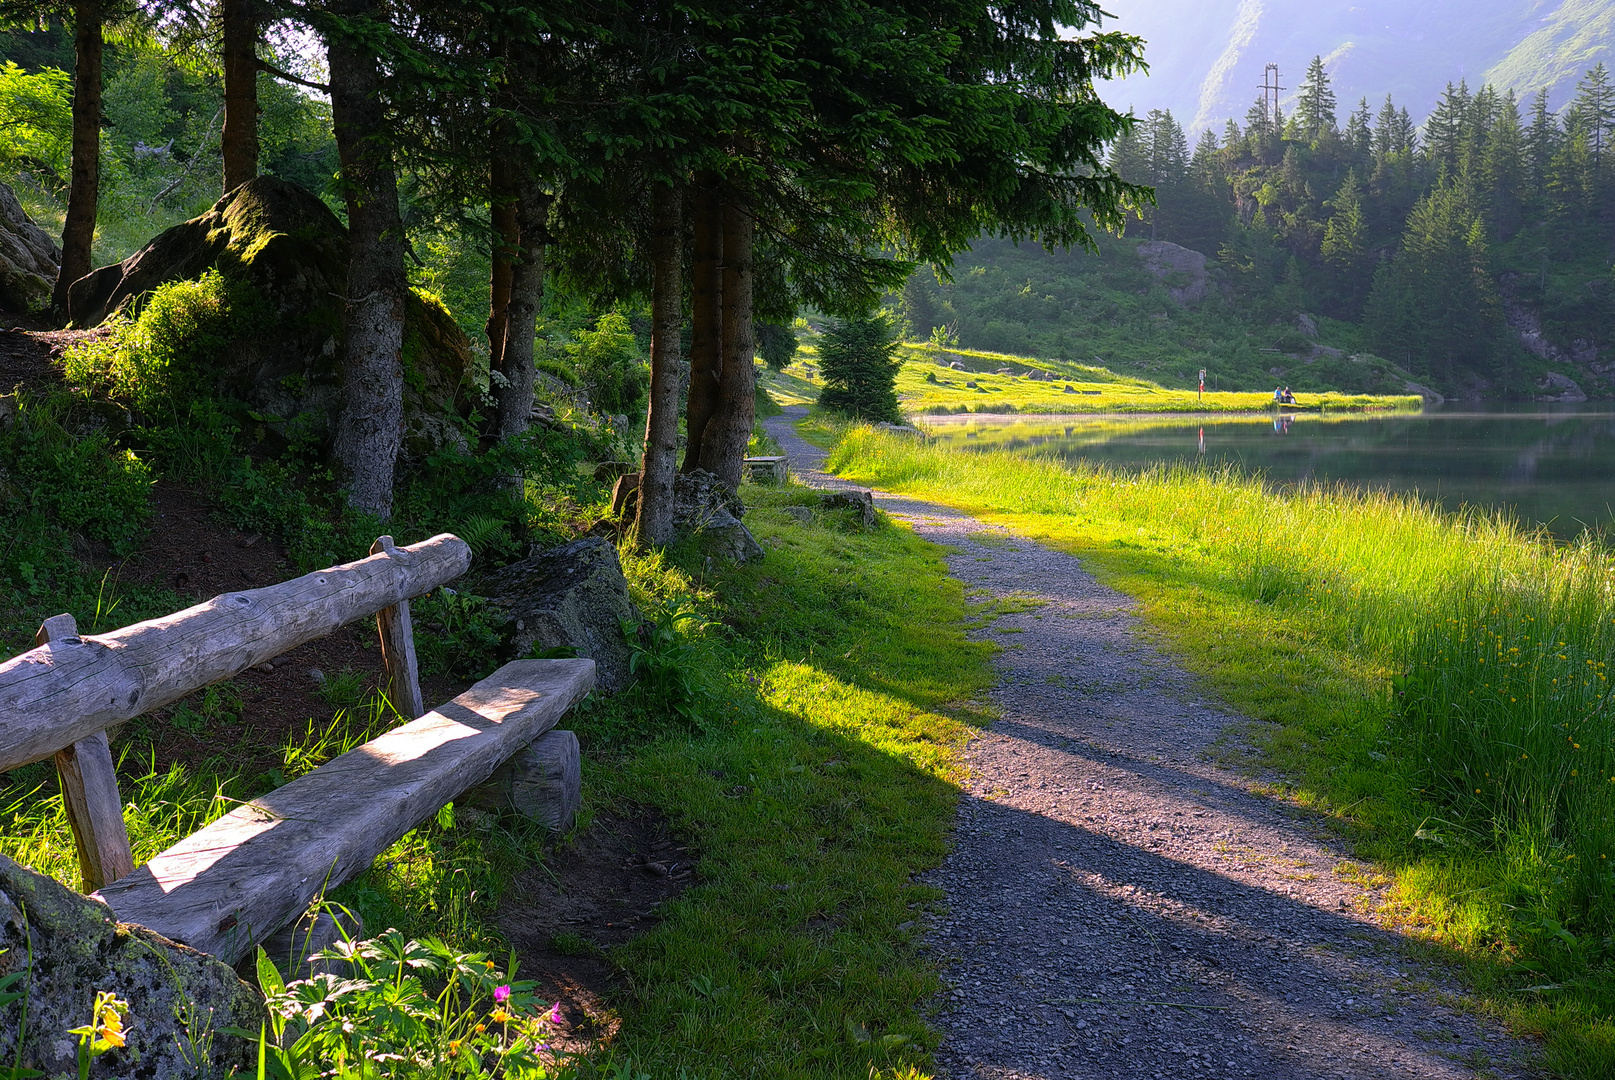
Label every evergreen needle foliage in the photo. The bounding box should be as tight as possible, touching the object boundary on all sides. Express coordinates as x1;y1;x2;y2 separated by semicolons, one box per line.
816;314;903;423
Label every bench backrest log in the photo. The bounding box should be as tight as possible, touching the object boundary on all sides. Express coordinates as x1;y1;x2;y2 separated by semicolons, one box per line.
0;533;471;891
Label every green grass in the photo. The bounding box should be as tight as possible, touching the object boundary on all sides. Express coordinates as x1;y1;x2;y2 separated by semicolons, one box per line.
1;477;993;1079
760;340;1418;417
825;423;1615;1078
893;343;1420;415
574;483;993;1077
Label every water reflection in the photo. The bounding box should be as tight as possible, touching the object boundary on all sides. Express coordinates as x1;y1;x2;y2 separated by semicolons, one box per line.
921;405;1615;538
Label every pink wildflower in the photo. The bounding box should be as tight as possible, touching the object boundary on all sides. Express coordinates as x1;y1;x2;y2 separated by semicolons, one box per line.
493;985;511;1005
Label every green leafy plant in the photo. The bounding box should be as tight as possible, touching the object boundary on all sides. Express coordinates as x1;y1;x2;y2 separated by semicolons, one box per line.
622;596;711;727
61;269;270;415
313;669;368;710
415;589;503;681
246;928;569;1079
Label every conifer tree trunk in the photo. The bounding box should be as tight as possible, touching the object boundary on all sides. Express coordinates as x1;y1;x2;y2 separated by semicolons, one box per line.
54;0;102;316
639;181;682;542
699;191;754;490
486;136;520;385
682;175;723;472
221;0;259;191
497;175;549;442
328;1;406;518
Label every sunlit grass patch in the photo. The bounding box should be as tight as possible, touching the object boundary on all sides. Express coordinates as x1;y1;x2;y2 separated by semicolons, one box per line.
570;480;993;1077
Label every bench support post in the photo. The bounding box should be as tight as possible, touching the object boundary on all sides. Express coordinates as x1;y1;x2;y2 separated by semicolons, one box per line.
39;614;134;892
371;536;425;719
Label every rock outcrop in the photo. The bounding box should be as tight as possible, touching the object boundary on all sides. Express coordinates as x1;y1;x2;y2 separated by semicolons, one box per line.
487;536;642;693
820;489;877;528
1135;240;1209;306
673;469;764;563
65;176;476;457
1535;370;1588;403
0;181;60;313
0;855;264;1079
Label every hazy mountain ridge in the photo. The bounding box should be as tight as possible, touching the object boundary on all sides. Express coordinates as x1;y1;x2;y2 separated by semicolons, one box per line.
1101;0;1615;132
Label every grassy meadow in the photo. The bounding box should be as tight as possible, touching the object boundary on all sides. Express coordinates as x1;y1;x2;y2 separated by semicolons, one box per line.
763;339;1420;417
825;423;1615;1077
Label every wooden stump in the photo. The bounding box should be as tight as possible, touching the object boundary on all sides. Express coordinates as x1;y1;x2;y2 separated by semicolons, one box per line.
463;728;581;835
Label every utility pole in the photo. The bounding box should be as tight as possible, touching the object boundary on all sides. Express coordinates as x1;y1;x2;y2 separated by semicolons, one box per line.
1259;63;1284;127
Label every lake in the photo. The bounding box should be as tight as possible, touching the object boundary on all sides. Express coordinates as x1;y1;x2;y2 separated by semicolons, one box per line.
918;405;1615;538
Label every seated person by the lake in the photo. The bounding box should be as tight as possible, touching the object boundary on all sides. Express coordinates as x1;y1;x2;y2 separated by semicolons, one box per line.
1273;387;1282;402
1280;387;1296;404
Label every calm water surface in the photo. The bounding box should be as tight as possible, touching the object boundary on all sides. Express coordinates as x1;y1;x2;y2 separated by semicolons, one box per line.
920;405;1615;537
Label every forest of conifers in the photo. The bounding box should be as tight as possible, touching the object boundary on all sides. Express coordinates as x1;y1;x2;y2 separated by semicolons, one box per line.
1092;56;1615;395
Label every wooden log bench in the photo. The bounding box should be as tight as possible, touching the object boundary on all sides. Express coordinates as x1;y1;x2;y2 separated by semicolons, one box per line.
0;533;594;967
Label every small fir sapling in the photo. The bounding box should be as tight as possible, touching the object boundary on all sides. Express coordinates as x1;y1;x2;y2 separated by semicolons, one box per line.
816;312;904;424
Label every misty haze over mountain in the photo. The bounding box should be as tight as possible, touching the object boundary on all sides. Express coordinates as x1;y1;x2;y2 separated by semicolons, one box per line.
1099;0;1615;132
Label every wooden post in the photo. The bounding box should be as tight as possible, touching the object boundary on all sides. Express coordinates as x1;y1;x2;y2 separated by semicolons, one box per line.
38;614;134;893
370;536;425;719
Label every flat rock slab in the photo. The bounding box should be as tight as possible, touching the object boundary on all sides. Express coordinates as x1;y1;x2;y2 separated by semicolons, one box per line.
763;405;1532;1079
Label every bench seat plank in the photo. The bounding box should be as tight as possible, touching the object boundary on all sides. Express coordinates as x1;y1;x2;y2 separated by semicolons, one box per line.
94;658;595;965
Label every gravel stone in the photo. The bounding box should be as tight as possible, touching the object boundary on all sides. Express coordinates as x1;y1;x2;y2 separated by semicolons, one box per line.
764;406;1533;1079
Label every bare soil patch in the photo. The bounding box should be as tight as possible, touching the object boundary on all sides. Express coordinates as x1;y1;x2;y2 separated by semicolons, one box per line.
99;480;468;780
0;324;116;393
496;808;696;1055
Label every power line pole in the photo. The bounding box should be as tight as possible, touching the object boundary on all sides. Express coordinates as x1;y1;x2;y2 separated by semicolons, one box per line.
1259;63;1284;127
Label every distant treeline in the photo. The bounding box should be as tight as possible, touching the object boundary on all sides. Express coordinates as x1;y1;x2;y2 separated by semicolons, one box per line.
1105;57;1615;390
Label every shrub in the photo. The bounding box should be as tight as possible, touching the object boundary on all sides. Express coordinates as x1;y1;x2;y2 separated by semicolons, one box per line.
817;312;903;423
565;312;647;414
62;268;270;415
0;392;151;593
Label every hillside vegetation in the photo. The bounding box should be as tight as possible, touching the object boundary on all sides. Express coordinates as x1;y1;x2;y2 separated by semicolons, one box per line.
909;58;1615;401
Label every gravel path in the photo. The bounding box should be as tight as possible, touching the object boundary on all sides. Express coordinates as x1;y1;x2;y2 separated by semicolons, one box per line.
763;406;1530;1080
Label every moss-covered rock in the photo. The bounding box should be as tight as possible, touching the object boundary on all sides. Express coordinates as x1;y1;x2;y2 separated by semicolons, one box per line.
66;176;475;457
0;181;59;314
0;855;264;1079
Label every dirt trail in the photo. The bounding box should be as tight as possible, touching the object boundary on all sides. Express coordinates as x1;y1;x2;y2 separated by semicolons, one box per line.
763;406;1529;1079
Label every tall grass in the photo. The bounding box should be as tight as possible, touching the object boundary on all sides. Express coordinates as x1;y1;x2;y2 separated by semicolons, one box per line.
828;427;1615;1039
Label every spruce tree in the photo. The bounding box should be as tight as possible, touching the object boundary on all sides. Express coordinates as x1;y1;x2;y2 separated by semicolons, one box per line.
817;313;903;423
1296;55;1337;142
755;322;797;371
1569;62;1615;172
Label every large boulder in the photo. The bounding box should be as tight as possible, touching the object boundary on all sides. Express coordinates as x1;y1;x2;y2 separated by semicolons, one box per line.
0;855;264;1079
66;176;475;457
486;536;642;693
673;469;764;563
1135;240;1209;306
0;181;60;314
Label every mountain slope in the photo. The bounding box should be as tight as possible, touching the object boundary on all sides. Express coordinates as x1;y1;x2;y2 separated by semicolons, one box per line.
1098;0;1615;131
